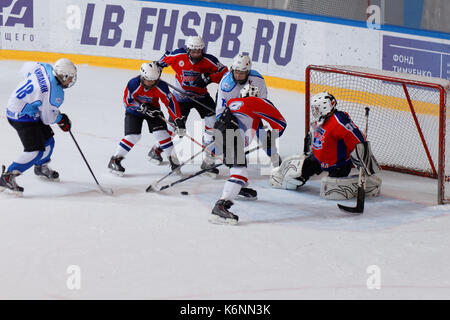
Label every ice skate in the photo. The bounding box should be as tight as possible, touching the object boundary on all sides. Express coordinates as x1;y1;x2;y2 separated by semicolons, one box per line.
34;163;60;181
168;153;181;174
236;187;257;201
147;145;163;165
0;165;24;196
209;199;238;225
108;156;125;176
201;153;219;178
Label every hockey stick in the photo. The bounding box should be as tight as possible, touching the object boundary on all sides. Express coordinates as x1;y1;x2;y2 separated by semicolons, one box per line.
337;107;370;214
69;130;114;195
145;141;214;192
163;80;239;127
163;80;215;113
156;114;217;158
149;145;261;192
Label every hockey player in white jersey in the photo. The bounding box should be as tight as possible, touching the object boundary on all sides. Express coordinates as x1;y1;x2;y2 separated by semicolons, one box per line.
0;58;77;195
214;53;282;168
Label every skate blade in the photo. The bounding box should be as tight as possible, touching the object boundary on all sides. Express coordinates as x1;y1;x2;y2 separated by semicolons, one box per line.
236;195;257;201
1;188;23;197
37;175;60;182
208;215;238;225
109;169;124;177
203;171;218;179
147;157;163;165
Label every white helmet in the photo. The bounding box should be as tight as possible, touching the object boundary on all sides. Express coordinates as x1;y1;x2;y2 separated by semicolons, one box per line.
140;62;161;81
310;92;337;123
186;35;205;51
232;53;252;72
240;83;260;98
53;58;77;88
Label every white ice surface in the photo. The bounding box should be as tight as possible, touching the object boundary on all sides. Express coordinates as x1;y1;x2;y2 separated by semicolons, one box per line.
1;61;450;299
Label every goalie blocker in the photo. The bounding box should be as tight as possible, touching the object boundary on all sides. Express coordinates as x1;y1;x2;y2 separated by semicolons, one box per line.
270;141;381;200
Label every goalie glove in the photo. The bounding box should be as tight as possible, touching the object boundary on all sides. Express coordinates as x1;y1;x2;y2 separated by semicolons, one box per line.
270;154;307;190
350;141;381;176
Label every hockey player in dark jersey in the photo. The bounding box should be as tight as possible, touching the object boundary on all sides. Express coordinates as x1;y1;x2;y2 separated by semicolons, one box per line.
147;35;228;176
270;92;381;200
210;84;287;225
108;62;184;176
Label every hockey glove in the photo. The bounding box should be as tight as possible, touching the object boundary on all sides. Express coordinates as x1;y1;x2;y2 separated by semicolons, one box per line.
57;113;71;132
214;107;237;133
193;73;211;88
138;103;163;118
137;103;150;115
174;117;186;137
146;109;163;118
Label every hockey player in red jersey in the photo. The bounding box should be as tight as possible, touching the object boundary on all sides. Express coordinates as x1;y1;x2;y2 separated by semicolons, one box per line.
108;62;184;176
210;84;287;225
147;35;228;175
270;92;381;199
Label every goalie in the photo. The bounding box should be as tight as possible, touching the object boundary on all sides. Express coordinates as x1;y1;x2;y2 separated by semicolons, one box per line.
270;92;381;200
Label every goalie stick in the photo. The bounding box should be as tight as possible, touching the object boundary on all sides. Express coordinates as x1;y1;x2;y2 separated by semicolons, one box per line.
337;107;370;214
69;130;114;195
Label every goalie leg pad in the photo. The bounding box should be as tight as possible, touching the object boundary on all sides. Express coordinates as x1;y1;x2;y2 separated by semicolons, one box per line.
351;141;381;176
320;174;382;200
270;154;306;190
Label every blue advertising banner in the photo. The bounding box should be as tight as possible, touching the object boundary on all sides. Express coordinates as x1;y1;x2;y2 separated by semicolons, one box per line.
383;35;450;80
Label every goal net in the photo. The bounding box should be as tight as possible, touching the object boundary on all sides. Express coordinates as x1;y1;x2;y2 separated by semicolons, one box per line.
305;65;450;204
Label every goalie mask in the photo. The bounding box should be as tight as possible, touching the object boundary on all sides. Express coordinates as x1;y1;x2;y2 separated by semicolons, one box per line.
186;36;205;64
140;62;161;89
240;83;260;98
310;92;337;124
53;58;77;89
231;54;252;85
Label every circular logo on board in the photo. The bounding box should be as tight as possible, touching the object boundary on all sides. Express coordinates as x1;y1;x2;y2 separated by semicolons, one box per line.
179;61;184;67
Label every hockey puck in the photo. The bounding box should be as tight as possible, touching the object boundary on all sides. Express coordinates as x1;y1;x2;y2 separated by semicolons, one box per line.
181;191;189;195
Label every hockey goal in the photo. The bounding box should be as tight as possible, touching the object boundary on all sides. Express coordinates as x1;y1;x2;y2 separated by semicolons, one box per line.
305;65;450;204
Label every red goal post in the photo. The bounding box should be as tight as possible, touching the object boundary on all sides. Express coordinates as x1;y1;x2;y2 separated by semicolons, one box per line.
305;65;450;204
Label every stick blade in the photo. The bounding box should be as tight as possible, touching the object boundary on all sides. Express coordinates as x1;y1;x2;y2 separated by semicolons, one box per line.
337;186;365;215
146;182;163;192
98;185;114;196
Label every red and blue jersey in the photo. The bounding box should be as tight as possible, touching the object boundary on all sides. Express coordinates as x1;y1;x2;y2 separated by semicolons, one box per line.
312;110;365;171
226;96;287;147
158;48;228;99
123;76;181;120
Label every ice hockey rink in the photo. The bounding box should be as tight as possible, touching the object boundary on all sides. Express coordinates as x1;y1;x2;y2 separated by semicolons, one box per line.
1;60;450;300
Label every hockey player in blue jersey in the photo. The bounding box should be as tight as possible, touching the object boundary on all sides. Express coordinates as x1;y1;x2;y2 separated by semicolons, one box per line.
215;53;282;168
0;58;77;195
108;62;183;176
